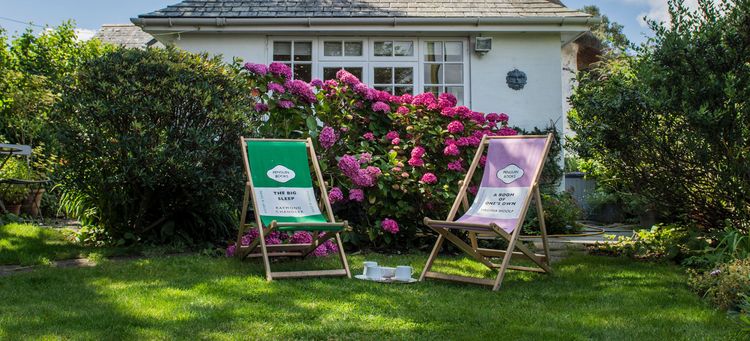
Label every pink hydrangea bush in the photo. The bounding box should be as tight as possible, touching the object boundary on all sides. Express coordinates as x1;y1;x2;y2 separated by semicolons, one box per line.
239;65;517;249
226;230;338;257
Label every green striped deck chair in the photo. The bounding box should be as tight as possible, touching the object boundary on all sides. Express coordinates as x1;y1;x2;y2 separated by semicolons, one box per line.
236;137;351;280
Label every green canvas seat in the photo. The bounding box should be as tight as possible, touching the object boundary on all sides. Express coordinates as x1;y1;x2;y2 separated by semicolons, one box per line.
235;137;351;281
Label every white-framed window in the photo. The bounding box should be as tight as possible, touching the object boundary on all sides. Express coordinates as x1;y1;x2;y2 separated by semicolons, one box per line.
370;39;418;61
271;40;314;81
319;39;366;61
422;40;466;105
318;62;367;82
370;63;417;95
267;37;469;105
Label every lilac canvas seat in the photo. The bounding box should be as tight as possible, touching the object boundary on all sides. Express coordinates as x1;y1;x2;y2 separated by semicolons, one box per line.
420;135;554;291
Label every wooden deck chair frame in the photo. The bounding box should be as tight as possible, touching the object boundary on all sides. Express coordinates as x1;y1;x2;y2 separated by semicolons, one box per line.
420;134;554;291
235;137;351;281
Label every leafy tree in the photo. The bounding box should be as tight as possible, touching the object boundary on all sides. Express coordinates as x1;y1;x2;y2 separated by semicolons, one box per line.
580;5;630;51
569;0;750;231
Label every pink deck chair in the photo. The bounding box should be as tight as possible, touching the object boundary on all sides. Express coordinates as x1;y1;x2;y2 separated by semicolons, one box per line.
420;134;554;291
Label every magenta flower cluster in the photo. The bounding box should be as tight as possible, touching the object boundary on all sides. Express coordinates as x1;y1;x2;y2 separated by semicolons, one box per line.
227;229;338;258
285;79;317;104
319;126;338;149
269;62;292;79
338;154;381;187
381;218;399;234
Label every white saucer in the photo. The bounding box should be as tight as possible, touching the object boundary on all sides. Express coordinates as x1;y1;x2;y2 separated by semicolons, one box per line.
355;274;418;283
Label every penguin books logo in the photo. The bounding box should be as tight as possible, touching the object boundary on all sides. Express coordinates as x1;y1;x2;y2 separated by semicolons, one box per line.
267;165;296;183
497;164;524;184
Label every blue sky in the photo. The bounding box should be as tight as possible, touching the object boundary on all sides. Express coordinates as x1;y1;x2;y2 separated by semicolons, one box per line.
0;0;689;45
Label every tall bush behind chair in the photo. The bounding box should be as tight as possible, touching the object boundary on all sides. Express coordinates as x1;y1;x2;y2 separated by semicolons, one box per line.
55;47;260;244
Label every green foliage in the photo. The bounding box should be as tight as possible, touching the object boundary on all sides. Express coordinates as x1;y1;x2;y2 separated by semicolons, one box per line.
688;258;750;312
55;47;258;244
568;0;750;232
592;224;700;261
0;157;31;204
580;5;631;51
523;191;582;235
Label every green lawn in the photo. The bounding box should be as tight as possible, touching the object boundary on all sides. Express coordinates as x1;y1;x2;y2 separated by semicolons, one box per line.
0;251;742;340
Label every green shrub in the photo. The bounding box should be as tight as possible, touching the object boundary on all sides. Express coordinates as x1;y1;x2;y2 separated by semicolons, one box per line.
568;0;750;232
688;258;750;312
0;157;31;204
592;224;698;261
522;191;582;235
55;47;258;244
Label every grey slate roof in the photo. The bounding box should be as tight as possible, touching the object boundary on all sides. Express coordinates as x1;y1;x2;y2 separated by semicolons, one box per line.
139;0;590;18
93;24;163;49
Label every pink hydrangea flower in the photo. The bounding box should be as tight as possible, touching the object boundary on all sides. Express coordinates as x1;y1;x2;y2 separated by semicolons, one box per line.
268;82;285;93
391;137;401;145
381;218;399;234
290;231;313;244
421;172;438;184
354;83;369;96
468;186;478;195
269;62;292;79
399;93;414;104
254;103;269;112
448;159;464;171
447;120;465;134
319;126;338;149
486;113;500;122
499;127;518;136
498;113;509;122
386;131;399;141
411;146;426;158
338;155;360;176
358;152;372;164
363;132;375;141
479;155;487;167
310;78;324;87
244;63;268;76
278;99;294;109
225;244;236;257
372;101;391;113
285;79;317;103
336;69;360;86
438;92;458;109
412;92;436;107
454;106;471;118
366;166;382;177
349;188;365;202
328;187;344;203
441;107;457;117
396;106;410;115
443;144;460;156
408;157;424;167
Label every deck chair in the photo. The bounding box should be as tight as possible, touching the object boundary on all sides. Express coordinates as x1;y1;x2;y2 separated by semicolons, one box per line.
235;137;351;281
420;134;554;291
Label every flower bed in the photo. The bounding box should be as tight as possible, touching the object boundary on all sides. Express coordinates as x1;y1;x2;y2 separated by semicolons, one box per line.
237;63;517;250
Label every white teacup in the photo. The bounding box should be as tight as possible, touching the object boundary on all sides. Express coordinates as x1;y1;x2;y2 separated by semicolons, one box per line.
362;261;377;276
365;265;383;280
395;266;413;281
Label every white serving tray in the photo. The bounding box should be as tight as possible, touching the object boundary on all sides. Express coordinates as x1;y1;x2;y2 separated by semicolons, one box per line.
354;274;418;283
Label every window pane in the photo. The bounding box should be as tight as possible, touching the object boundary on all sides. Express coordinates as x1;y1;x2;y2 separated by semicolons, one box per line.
444;64;463;84
344;41;363;56
374;85;393;94
347;67;364;80
294;64;312;81
394;67;413;84
424;42;443;62
394;41;414;56
445;42;463;62
273;41;292;61
323;41;342;57
374;67;393;84
446;86;464;105
395;86;413;95
374;41;393;56
323;67;339;80
424;64;442;84
424;86;441;96
294;41;312;61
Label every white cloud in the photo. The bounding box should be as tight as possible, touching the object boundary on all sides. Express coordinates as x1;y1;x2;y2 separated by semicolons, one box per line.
624;0;700;28
74;28;97;41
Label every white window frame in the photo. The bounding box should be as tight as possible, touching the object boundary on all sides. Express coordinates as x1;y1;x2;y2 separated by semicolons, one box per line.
370;38;419;62
369;62;419;95
418;38;470;105
268;37;317;81
318;62;369;83
318;38;368;62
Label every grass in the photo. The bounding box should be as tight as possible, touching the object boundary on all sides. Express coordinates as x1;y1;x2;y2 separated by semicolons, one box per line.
0;252;743;340
0;223;146;266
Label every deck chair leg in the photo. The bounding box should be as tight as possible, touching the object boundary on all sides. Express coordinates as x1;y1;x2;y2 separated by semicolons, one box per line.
493;228;522;291
335;231;351;278
235;184;251;257
257;221;274;281
534;186;552;267
420;233;444;281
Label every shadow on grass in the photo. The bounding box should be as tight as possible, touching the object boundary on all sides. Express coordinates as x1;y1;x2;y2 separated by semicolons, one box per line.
0;254;743;340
